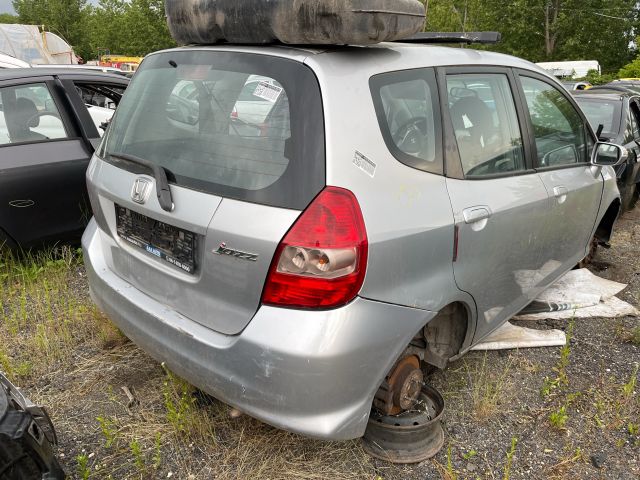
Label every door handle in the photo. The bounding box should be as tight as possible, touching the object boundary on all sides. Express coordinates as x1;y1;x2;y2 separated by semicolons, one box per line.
463;206;491;224
553;186;568;204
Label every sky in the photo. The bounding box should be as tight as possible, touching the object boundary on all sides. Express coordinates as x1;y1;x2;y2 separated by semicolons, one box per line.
0;0;99;14
0;0;14;13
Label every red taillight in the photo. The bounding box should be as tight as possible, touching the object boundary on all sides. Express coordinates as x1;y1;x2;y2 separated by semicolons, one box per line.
261;187;368;309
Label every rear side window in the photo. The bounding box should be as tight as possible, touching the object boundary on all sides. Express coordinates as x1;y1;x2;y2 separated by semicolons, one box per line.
101;51;324;210
446;74;524;177
370;68;442;174
0;83;67;145
520;76;587;167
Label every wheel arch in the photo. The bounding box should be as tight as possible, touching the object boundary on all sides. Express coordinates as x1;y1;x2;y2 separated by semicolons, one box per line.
595;198;621;244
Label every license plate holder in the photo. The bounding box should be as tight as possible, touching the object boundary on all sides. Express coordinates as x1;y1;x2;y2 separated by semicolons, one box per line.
115;205;196;274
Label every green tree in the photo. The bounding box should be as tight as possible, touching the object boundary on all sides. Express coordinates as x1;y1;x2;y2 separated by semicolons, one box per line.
86;0;174;58
0;14;20;24
423;0;638;73
619;56;640;78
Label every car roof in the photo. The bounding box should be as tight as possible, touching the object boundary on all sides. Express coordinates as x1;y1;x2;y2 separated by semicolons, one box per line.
571;94;633;102
151;43;548;75
0;67;129;82
580;85;639;95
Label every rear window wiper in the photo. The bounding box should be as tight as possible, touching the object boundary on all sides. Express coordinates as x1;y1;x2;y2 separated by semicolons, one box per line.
108;153;174;212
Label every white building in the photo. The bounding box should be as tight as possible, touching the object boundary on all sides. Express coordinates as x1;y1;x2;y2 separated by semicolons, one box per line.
536;60;601;79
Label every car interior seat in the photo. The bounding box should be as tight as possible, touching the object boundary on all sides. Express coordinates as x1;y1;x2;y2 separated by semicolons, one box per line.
11;97;47;143
449;95;500;168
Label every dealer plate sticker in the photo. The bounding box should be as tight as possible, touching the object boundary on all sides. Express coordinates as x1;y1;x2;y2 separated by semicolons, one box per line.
353;151;376;177
253;82;283;103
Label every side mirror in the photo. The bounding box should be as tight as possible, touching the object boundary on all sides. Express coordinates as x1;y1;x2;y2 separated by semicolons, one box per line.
591;142;629;167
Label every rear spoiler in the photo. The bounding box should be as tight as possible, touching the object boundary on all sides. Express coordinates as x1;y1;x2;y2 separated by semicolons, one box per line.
395;32;501;45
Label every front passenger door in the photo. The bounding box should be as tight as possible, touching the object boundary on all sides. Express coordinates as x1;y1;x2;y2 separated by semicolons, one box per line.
517;74;602;276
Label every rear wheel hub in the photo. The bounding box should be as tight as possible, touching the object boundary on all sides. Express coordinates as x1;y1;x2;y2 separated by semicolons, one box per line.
374;355;423;416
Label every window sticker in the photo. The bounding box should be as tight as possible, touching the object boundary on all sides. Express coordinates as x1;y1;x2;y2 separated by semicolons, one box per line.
353;151;376;177
253;81;283;103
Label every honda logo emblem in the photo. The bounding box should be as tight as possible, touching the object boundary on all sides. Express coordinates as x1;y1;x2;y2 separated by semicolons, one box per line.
131;178;152;204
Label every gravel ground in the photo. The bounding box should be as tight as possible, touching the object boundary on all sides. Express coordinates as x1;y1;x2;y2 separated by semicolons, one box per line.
2;208;639;479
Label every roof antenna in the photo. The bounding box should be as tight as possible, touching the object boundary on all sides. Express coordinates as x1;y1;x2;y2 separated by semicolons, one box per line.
169;60;177;68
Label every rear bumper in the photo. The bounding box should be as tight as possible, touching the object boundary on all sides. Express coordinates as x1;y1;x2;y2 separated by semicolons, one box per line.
82;219;435;440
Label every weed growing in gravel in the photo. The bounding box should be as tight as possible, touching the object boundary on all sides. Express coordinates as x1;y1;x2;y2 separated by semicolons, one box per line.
162;366;197;435
76;454;91;480
502;437;518;480
444;444;458;480
130;438;145;471
462;449;477;460
97;415;118;448
152;433;163;470
630;327;640;346
622;363;638;399
549;405;568;429
541;319;574;397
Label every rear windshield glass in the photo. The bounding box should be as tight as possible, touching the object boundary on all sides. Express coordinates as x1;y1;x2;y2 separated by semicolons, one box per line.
574;97;623;139
100;50;325;210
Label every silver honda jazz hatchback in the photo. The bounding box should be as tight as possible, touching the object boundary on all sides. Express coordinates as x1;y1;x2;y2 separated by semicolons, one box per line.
83;42;623;440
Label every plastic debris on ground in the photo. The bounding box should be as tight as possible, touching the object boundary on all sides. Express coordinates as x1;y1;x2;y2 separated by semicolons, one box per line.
473;269;638;351
515;268;638;321
471;322;567;351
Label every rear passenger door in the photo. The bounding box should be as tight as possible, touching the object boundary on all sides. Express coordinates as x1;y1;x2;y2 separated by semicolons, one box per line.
442;68;551;342
515;73;602;274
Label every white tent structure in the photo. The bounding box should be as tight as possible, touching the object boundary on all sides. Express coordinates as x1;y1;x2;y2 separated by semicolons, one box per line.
0;24;78;66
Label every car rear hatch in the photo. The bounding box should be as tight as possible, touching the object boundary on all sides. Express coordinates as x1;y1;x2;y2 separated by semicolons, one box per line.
87;49;325;335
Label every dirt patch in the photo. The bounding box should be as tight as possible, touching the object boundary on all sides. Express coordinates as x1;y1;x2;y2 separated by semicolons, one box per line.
1;209;639;479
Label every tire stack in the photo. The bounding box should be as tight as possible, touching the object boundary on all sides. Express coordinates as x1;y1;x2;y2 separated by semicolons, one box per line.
0;374;64;480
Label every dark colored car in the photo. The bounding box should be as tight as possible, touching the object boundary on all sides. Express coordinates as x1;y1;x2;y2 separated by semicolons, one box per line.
574;90;640;210
586;81;640;95
604;80;640;94
0;68;129;250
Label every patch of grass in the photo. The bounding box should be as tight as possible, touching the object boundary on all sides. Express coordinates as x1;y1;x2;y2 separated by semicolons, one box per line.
0;246;112;380
466;352;513;421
